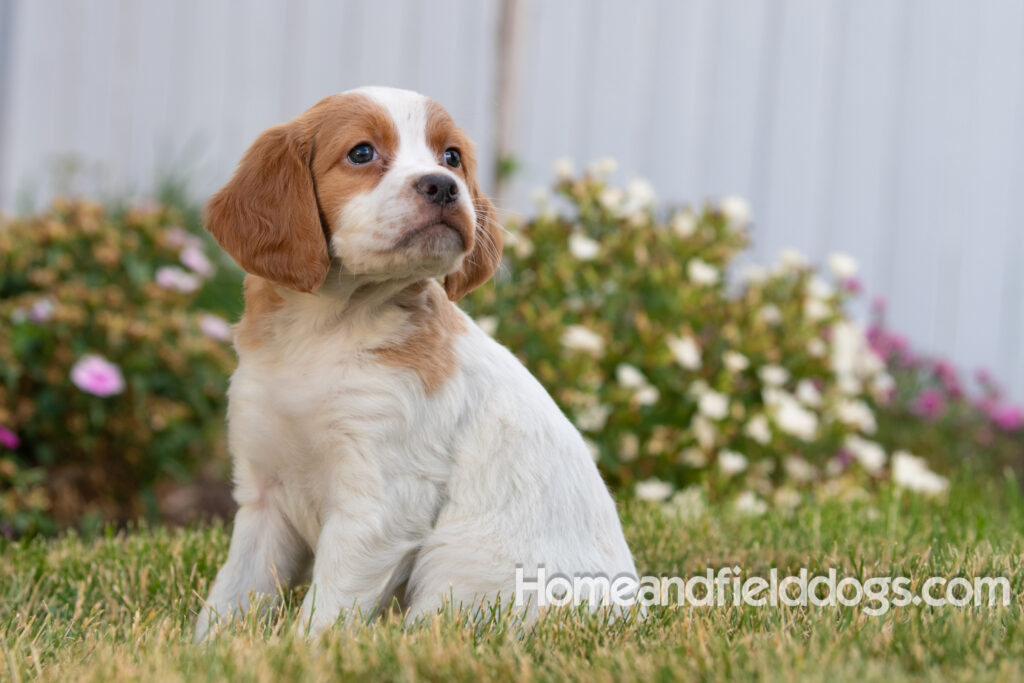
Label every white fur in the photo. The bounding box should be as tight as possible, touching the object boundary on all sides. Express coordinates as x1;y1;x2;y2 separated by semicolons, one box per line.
195;88;637;642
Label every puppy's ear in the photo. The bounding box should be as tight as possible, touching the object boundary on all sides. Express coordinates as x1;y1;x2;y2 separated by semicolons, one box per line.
444;150;503;301
206;123;330;293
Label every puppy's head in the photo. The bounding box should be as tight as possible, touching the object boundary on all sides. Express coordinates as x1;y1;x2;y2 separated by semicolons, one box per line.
206;87;501;300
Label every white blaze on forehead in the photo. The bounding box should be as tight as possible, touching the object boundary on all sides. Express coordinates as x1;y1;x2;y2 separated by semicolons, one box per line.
347;86;437;168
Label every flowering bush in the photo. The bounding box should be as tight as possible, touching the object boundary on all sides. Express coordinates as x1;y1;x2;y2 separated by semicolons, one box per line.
464;162;962;511
0;200;236;536
868;302;1024;476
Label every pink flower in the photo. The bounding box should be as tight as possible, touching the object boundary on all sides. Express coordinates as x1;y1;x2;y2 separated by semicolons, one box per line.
0;425;19;450
164;226;203;250
70;355;125;397
30;298;55;322
988;404;1024;432
841;277;863;294
156;266;201;293
180;245;215;277
911;388;946;420
871;296;887;315
199;314;232;342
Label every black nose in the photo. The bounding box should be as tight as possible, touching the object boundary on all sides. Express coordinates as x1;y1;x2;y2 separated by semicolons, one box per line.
415;173;459;206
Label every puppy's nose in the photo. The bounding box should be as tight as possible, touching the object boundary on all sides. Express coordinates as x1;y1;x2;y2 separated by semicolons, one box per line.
415;173;459;206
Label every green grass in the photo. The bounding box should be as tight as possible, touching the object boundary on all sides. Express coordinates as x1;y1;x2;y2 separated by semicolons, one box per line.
3;473;1023;682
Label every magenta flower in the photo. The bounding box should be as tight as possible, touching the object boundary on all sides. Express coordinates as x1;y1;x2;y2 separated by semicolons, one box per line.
0;425;19;450
156;266;201;293
911;388;946;420
841;277;863;294
180;245;215;277
70;354;125;397
988;404;1024;432
199;314;232;342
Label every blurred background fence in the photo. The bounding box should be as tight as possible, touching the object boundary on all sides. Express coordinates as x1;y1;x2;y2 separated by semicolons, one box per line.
1;0;1023;397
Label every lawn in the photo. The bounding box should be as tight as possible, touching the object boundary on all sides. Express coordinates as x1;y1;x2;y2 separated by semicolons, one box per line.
2;472;1023;682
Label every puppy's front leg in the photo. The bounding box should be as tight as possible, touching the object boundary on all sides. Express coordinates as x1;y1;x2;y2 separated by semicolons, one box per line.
299;508;414;638
195;500;308;643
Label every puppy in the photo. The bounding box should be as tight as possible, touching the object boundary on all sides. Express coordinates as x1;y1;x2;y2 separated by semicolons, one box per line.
194;87;637;641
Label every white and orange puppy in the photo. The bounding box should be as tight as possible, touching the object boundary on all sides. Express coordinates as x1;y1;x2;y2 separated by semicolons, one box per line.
194;86;637;641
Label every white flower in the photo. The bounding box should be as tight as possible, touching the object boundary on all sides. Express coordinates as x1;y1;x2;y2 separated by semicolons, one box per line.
624;178;656;209
687;259;720;286
807;276;834;300
795;379;822;407
568;232;601;260
744;414;772;445
561;325;605;356
835;399;877;434
784;456;817;482
891;451;949;495
587;157;618;179
758;365;790;387
718;196;752;228
636;477;674;502
671;211;697;237
777;248;807;271
667;334;702;370
718;450;748;476
598;187;624;210
806;338;827;357
619;433;640;462
616;364;648;389
845;435;886;474
722;350;750;372
831;321;885;390
476;316;498;336
633;386;660;406
180;245;215;277
804;297;832;321
758;304;782;325
679;447;708;468
506;230;534;258
575;402;612;432
827;252;859;279
691;415;718;449
871;372;896;402
765;390;818;441
734;491;767;516
155;266;201;293
665;486;706;521
553;157;575;181
198;314;232;342
740;264;769;285
583;438;601;462
698;390;730;420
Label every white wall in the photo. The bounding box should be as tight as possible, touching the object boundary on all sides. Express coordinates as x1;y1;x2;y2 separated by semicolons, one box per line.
2;0;1023;398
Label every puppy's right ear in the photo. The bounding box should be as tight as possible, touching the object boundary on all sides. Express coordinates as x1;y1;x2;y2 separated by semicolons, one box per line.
205;123;330;293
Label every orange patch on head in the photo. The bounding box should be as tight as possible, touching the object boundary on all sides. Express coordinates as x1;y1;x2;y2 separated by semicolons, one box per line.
205;93;398;293
301;94;400;229
422;99;504;301
375;281;467;394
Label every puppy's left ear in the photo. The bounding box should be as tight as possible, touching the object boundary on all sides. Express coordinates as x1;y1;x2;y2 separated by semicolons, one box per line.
444;152;503;301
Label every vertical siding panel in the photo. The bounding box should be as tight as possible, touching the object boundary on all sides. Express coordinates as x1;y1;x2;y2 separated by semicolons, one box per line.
759;0;835;261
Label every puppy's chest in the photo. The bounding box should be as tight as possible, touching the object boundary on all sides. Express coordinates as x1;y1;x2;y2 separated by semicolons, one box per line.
233;347;459;490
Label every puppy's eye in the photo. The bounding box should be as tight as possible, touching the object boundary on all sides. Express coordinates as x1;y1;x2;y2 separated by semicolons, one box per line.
443;148;461;168
347;143;376;165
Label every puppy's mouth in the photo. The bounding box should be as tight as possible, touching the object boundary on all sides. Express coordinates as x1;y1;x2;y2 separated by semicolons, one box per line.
395;212;469;253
